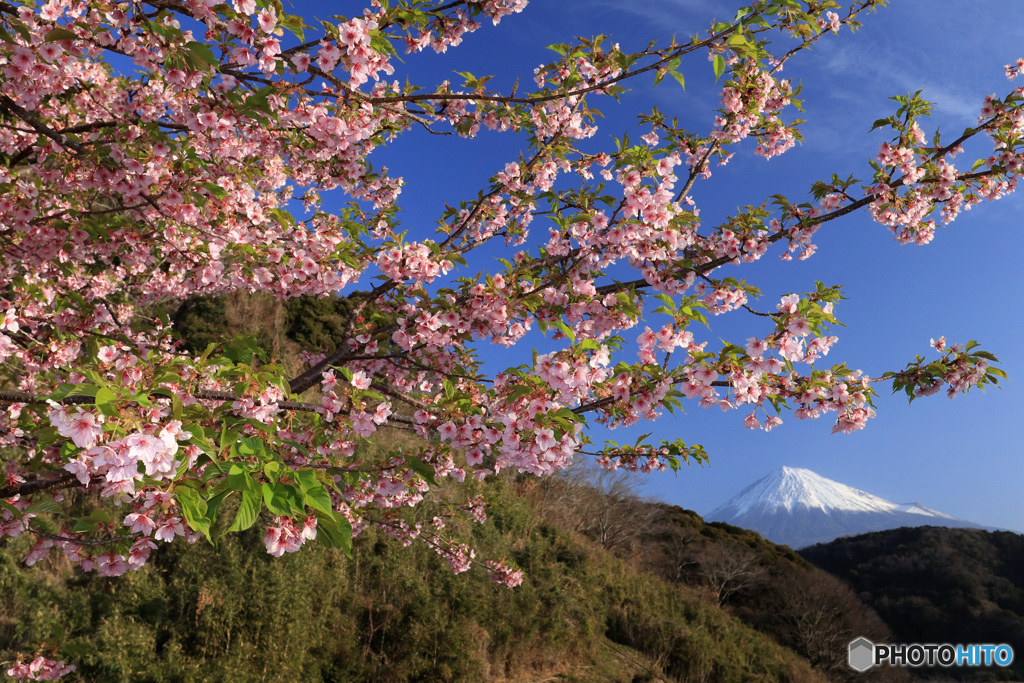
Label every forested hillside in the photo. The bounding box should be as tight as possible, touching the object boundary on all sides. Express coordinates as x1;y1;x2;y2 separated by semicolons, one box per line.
2;469;831;682
802;527;1024;681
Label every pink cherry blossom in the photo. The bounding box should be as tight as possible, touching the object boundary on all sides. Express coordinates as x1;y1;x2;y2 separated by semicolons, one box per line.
351;371;372;390
257;7;277;33
48;405;104;449
5;656;75;680
124;512;157;536
301;515;318;541
291;52;311;72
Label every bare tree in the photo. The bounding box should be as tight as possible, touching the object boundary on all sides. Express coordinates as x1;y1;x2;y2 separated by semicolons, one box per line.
537;459;661;553
658;524;701;582
692;543;765;607
774;570;909;681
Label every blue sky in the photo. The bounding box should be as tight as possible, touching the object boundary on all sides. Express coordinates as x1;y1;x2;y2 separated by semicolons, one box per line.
309;1;1024;530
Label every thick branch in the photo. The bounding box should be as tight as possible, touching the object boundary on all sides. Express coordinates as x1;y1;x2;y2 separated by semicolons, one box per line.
287;283;398;395
28;524;140;546
0;95;87;154
0;389;322;413
0;471;78;499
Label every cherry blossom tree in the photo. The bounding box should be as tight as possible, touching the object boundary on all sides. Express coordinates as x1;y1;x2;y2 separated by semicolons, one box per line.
0;0;1019;676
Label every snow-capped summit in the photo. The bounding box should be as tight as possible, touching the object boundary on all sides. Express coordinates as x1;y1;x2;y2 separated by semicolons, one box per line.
706;467;983;548
714;466;902;516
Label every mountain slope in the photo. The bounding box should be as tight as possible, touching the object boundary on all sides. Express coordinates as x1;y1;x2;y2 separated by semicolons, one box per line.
707;467;983;548
0;470;828;683
802;526;1024;681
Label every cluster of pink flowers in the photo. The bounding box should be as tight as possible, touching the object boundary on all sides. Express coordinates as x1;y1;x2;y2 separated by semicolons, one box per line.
484;559;524;588
6;656;75;681
264;516;318;557
709;58;798;160
0;493;30;538
1006;58;1024;80
376;243;453;285
464;495;488;524
57;415;190;497
429;538;475;574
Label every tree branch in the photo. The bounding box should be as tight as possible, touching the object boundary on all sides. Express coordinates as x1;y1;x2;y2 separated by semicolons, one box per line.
0;471;78;499
0;389;323;413
0;95;87;154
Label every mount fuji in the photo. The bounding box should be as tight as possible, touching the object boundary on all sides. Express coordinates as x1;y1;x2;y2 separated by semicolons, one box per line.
706;467;985;548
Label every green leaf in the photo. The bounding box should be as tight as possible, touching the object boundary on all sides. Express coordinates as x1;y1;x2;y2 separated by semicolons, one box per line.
713;54;727;80
23;499;63;516
553;319;576;343
293;469;317;491
223;335;266;364
146;19;182;40
175;487;213;542
294;470;335;516
869;117;894;132
47;383;99;402
71;518;99;533
94;386;118;418
505;384;535;401
0;500;23;519
7;20;30;42
316;513;353;556
45;27;78;42
205;490;230;522
182;41;217;68
234;436;267;459
302;485;335;517
164;390;183;421
184;424;216;455
227;463;254;488
263;460;281;479
202;182;228;200
262;482;305;517
404;455;438;486
228;488;260;532
280;14;306;41
243;86;275;116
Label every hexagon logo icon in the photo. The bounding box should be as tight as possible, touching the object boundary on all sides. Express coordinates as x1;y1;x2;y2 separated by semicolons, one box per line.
849;637;875;672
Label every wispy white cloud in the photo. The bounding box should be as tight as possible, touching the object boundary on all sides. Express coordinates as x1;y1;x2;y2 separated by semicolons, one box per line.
813;0;1024;126
564;0;723;35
